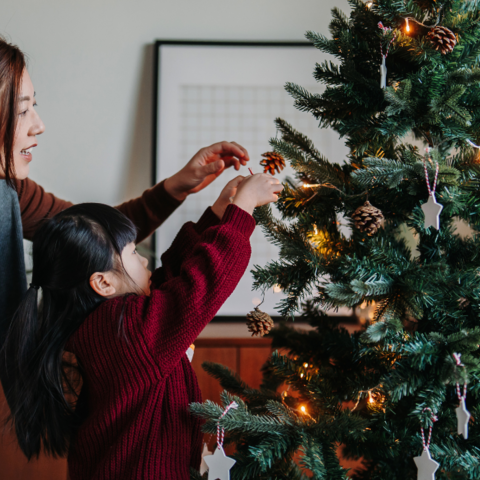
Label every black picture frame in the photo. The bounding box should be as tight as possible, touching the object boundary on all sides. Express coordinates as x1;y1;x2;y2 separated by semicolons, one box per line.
151;40;354;323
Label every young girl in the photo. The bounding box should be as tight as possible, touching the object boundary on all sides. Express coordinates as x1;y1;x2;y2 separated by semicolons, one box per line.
1;172;282;480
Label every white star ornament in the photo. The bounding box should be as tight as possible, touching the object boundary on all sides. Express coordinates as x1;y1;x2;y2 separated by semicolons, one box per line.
200;443;213;475
421;195;443;230
204;446;236;480
380;56;387;89
456;398;471;439
414;449;439;480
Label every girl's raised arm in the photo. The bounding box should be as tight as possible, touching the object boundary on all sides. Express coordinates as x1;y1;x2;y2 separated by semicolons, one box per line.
126;204;255;377
152;207;220;285
152;176;244;284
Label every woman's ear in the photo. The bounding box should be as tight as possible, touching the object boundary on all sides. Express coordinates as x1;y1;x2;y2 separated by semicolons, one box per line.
89;272;117;297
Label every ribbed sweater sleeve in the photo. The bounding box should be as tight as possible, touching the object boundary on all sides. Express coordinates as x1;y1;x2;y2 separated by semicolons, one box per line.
16;177;182;242
128;204;255;377
153;207;221;285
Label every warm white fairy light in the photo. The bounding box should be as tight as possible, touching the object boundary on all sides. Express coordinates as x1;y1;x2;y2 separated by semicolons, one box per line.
352;385;383;411
366;1;373;7
405;18;410;33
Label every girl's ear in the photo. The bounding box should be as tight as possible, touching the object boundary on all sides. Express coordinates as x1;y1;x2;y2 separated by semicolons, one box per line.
89;272;117;297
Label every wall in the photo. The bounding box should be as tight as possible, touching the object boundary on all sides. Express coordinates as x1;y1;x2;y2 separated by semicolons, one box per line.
2;0;351;207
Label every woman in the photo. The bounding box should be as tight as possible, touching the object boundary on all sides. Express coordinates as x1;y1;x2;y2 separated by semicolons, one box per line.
0;37;249;399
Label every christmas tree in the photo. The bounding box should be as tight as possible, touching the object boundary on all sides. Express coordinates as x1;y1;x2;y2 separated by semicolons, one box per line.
191;1;480;478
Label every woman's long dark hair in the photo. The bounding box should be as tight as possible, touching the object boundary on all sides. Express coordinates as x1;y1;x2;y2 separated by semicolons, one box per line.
0;203;137;460
0;37;26;188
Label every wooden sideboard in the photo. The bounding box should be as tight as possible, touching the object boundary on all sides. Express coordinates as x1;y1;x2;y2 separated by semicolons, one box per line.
0;384;69;480
192;337;273;403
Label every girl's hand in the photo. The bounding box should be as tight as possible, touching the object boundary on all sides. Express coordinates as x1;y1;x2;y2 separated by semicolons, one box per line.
164;142;250;201
211;176;245;219
232;173;283;215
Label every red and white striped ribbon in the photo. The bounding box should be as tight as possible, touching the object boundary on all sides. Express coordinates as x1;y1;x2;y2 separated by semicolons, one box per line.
420;407;438;451
453;353;467;400
216;401;238;450
422;147;439;197
378;22;397;59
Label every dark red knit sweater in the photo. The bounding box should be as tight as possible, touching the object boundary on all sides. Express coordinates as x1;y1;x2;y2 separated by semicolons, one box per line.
64;204;255;480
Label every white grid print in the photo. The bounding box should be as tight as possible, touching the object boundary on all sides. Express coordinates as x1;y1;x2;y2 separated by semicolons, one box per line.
178;85;338;266
159;84;348;315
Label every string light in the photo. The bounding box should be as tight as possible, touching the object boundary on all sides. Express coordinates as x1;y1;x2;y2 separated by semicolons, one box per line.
401;16;439;30
298;404;317;422
352;385;383;411
301;182;369;201
281;394;317;423
304;363;309;368
366;1;373;7
405;18;410;33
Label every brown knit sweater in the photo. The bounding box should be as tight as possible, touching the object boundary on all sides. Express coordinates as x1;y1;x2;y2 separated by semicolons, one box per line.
14;177;181;242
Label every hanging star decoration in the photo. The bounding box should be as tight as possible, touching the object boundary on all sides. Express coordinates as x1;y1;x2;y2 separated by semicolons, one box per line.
204;446;236;480
422;196;443;230
378;22;396;89
456;398;470;439
421;148;443;230
380;56;387;89
203;401;238;480
413;408;440;480
186;344;195;362
200;443;213;475
453;353;471;439
414;449;440;480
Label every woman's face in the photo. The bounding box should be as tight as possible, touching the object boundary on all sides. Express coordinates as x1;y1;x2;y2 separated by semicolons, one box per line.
0;69;45;180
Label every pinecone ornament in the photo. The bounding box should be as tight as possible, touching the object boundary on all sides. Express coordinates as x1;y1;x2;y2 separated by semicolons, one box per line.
427;26;457;54
246;307;274;337
352;201;384;235
260;151;286;175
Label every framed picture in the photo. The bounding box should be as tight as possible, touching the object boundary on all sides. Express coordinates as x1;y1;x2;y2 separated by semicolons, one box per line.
152;40;350;319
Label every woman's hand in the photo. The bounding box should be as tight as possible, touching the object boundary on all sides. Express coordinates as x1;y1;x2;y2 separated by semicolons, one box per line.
232;173;283;215
211;176;245;220
164;141;249;201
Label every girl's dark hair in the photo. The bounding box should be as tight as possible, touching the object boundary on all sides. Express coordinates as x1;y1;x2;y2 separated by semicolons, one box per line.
0;203;137;460
0;37;26;188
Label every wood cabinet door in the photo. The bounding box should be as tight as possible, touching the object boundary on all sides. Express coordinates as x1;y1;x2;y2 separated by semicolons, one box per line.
0;385;68;480
191;338;273;455
192;338;273;403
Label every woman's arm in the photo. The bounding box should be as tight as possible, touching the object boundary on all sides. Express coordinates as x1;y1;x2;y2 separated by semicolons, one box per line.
16;177;181;242
17;142;250;241
126;204;255;377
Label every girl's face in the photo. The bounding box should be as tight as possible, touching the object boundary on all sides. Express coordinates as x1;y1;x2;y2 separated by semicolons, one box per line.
0;69;45;180
89;242;152;298
119;242;152;296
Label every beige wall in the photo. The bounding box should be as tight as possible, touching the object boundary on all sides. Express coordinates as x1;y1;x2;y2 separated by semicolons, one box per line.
2;0;350;206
